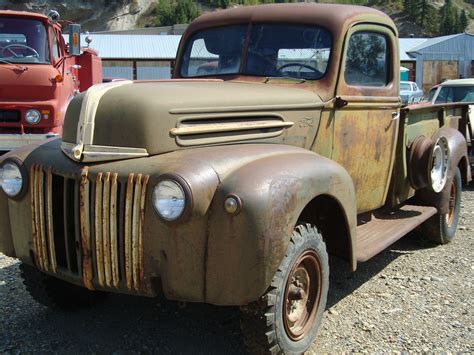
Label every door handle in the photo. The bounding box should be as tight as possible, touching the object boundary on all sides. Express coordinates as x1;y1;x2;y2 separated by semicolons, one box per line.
391;112;400;121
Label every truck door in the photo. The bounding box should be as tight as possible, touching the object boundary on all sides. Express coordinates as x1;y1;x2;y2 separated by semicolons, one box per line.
332;25;400;213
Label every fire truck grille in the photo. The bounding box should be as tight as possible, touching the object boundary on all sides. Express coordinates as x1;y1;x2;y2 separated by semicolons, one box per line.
30;165;149;291
0;110;20;123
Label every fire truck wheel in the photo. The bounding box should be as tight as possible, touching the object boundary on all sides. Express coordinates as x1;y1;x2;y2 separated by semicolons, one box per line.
20;263;107;311
421;167;462;244
240;224;329;354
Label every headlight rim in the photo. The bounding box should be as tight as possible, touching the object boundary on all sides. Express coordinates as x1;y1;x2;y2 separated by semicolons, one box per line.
25;109;42;125
152;173;193;223
0;157;28;200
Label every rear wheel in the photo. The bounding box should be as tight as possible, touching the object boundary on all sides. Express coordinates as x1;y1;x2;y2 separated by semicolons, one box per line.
20;263;107;310
240;224;329;354
421;167;462;244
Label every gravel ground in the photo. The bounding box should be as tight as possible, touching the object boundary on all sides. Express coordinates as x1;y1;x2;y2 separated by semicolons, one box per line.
1;185;473;353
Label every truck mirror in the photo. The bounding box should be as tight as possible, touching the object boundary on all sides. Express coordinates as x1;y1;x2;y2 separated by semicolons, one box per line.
69;24;81;56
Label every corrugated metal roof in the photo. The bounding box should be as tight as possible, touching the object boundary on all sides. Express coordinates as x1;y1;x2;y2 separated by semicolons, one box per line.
399;38;427;60
63;34;182;59
406;33;462;53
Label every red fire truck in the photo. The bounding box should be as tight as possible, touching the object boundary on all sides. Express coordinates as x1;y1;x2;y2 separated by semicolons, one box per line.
0;10;102;152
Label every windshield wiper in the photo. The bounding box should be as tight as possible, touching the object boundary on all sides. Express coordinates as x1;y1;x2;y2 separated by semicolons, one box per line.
264;76;306;83
0;59;27;72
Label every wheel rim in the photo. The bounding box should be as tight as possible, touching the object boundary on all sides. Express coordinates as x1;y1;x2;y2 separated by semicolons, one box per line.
446;179;457;225
283;250;322;341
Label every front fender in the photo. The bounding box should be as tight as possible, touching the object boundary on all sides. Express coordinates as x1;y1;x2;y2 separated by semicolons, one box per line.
205;150;356;305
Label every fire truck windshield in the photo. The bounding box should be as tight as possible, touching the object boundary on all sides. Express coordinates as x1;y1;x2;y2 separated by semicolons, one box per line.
0;17;50;64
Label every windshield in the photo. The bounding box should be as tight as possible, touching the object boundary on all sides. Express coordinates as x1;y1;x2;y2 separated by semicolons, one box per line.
180;24;332;80
400;83;411;91
0;17;50;64
435;86;474;103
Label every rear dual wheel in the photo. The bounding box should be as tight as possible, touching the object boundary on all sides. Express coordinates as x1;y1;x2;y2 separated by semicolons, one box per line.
240;224;329;354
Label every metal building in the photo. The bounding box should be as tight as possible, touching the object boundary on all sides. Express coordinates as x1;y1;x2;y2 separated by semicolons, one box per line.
67;34;182;80
406;33;474;92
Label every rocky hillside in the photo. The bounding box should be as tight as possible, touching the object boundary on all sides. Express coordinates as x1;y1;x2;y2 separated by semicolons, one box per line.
0;0;473;36
0;0;156;31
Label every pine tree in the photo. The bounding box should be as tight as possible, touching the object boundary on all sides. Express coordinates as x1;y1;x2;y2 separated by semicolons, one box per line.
459;10;468;33
439;0;457;35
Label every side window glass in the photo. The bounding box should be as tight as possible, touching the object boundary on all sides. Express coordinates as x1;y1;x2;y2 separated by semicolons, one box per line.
50;28;60;60
345;32;389;87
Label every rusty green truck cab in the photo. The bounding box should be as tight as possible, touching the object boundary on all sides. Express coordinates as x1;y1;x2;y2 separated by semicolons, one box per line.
0;3;471;354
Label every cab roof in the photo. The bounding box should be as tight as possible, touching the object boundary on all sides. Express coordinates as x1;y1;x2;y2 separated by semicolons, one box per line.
440;78;474;86
186;3;397;37
0;10;48;21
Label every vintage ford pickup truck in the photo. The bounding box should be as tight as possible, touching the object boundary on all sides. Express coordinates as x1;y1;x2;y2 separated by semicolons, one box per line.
0;4;471;354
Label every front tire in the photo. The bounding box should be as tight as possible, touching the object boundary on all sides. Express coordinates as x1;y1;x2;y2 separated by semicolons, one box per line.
421;167;462;244
240;224;329;354
20;263;107;310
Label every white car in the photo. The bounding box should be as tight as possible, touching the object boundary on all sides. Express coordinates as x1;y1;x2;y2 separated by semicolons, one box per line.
400;80;424;104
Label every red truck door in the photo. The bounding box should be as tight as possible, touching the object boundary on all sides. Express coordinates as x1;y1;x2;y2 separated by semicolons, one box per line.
332;25;400;213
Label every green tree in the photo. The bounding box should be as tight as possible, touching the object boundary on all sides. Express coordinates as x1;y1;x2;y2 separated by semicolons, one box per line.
154;0;174;26
439;0;457;35
459;10;469;33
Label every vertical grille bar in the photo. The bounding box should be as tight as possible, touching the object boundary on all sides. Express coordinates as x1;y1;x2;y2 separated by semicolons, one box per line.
124;173;134;290
37;166;49;272
30;165;41;270
46;168;57;273
79;168;94;290
62;179;72;271
132;174;142;291
138;175;149;286
95;173;104;286
102;172;112;287
110;173;120;287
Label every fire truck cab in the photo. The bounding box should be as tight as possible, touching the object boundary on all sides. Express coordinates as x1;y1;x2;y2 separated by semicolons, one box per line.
0;10;102;152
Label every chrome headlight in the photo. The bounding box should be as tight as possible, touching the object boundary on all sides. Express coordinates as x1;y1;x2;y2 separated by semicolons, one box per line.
153;179;186;221
0;161;24;197
25;109;41;124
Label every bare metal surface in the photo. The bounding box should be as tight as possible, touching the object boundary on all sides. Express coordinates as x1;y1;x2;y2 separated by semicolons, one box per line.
80;168;94;290
139;175;149;286
29;165;39;270
132;174;142;291
102;172;111;287
46;168;57;273
110;173;119;287
37;167;48;272
95;173;104;286
124;173;134;290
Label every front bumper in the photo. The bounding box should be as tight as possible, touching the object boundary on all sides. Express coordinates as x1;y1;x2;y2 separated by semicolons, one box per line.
0;134;60;152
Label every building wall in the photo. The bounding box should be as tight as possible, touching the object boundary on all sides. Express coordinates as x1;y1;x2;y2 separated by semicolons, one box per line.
413;34;474;92
102;60;173;80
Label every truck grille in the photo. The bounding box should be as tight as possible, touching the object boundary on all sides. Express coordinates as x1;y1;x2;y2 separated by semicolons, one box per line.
30;165;149;291
0;110;20;123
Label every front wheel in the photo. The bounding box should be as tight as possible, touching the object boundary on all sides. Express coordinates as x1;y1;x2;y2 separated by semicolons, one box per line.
240;224;329;354
421;167;462;244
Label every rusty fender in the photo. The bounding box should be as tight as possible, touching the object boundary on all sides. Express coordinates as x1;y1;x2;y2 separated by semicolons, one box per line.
205;151;356;305
417;127;471;213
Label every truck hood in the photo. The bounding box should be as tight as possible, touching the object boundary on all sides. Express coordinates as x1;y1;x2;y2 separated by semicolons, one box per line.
61;80;324;162
0;64;59;101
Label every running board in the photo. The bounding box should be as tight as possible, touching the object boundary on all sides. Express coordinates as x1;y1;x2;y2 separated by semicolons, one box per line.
356;204;437;262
